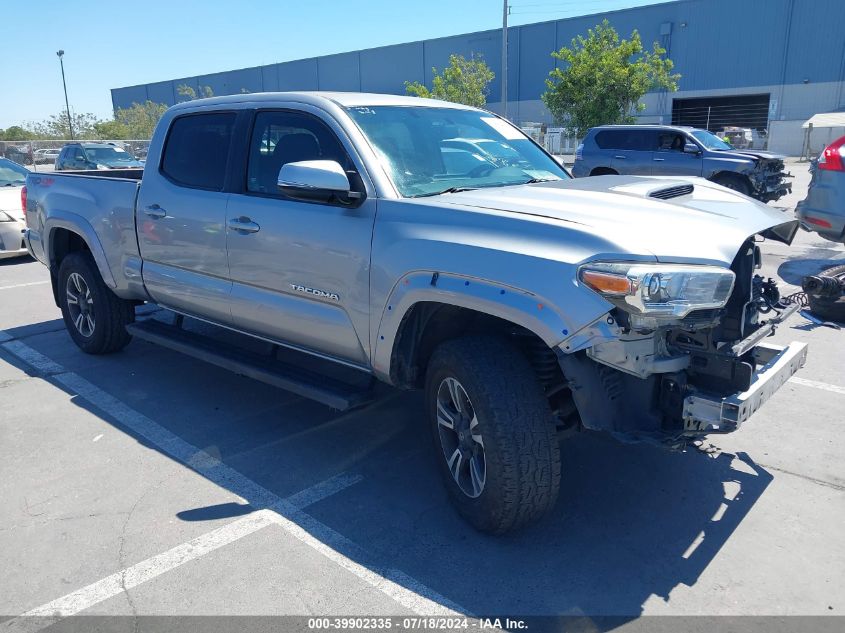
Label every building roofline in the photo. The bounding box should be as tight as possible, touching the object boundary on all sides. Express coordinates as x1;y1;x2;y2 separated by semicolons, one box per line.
112;0;686;93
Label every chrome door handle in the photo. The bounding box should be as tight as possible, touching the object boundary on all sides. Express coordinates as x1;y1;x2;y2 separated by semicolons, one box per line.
227;217;260;234
614;155;627;159
144;205;166;219
653;158;665;161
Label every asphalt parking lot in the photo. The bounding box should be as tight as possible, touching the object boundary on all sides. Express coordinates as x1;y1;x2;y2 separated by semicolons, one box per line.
1;161;844;631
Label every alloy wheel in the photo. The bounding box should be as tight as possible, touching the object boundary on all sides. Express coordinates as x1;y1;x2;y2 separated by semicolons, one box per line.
435;377;487;498
66;272;95;337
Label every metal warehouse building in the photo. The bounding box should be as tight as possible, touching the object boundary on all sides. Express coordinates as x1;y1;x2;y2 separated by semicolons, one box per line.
111;0;845;155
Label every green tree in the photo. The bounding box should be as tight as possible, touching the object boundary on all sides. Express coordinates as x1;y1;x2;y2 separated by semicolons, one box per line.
0;126;32;141
176;84;214;102
113;101;168;139
405;53;494;108
541;20;679;136
27;111;101;139
93;119;130;140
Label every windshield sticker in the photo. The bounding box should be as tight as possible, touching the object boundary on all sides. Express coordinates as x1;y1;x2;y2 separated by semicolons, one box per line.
481;117;524;140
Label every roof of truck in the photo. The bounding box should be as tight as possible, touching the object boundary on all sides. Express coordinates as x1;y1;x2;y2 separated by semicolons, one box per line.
168;91;479;112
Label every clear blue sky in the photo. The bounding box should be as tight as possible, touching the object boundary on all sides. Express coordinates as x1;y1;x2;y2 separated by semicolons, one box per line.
0;0;671;129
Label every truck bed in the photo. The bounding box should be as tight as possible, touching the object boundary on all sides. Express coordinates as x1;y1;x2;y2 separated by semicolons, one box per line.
25;169;145;299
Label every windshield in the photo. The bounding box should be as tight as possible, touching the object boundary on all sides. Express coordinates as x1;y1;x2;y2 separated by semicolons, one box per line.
345;106;569;197
0;158;29;186
83;147;137;165
692;130;733;151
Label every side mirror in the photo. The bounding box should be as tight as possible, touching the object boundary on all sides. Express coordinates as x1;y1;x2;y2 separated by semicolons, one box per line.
278;160;361;203
683;142;701;155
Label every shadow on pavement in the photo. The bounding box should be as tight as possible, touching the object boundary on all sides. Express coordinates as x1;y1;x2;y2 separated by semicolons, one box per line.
778;256;845;285
2;317;773;623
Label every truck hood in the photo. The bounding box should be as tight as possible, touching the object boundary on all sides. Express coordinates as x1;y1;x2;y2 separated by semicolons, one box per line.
431;175;798;265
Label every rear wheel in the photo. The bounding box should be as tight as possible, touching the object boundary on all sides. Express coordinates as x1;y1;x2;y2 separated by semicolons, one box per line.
58;252;134;354
425;336;561;534
590;167;618;176
713;173;753;197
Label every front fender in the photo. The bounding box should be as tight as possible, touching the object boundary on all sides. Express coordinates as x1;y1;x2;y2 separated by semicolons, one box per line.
45;212;117;288
371;270;601;382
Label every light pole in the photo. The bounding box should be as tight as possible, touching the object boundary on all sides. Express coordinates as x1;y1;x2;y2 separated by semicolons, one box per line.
56;50;74;140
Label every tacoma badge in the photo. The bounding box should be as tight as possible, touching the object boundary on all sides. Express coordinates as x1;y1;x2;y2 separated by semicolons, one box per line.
289;283;340;301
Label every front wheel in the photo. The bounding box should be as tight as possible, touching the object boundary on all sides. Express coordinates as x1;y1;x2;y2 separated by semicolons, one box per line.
58;252;134;354
713;173;753;197
425;336;561;534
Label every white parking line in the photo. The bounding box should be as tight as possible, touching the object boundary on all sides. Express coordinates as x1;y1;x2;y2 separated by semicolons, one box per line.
0;280;50;291
0;334;467;628
790;376;845;395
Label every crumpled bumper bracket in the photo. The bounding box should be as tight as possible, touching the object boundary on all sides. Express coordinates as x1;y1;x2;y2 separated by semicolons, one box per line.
682;341;808;434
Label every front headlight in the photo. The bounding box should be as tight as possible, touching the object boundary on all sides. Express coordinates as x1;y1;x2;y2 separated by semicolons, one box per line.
579;262;735;318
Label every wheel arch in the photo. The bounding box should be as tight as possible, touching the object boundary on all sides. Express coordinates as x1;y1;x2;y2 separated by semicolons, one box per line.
46;215;116;306
373;272;578;388
709;170;753;192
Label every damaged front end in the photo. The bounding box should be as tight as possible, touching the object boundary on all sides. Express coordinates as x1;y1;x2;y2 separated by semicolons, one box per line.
560;233;807;443
745;155;792;203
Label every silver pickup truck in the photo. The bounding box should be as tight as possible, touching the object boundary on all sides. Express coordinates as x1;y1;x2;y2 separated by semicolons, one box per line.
24;93;807;534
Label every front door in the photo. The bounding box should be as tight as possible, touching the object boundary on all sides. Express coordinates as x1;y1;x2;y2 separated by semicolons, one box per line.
652;131;703;177
136;111;236;325
225;109;375;366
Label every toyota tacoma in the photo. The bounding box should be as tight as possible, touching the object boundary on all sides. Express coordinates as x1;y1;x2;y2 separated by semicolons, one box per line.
24;93;807;533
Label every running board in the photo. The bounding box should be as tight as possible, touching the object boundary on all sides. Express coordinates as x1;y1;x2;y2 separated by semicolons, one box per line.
125;320;373;411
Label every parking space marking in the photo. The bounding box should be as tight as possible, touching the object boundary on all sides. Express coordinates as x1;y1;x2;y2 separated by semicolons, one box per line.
0;280;50;291
3;476;355;633
0;335;468;625
269;504;468;617
790;376;845;395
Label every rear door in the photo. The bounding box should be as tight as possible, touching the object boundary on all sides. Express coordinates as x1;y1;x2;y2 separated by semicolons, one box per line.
224;108;376;366
136;111;236;325
596;129;655;175
652;131;703;176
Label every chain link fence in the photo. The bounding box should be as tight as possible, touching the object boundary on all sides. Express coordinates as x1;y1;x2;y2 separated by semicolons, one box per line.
0;139;152;171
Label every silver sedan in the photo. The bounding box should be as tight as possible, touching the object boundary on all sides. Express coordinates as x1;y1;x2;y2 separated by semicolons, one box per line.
0;158;29;260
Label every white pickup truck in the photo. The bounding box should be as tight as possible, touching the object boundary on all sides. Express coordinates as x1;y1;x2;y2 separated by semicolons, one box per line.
24;93;807;533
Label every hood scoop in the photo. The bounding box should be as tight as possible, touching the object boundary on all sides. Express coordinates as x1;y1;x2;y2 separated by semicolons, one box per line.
649;183;694;200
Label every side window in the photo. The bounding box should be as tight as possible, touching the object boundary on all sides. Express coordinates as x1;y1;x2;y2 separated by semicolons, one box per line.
594;130;654;151
657;132;685;152
161;113;236;191
594;131;624;150
246;110;351;195
626;130;656;151
72;148;85;161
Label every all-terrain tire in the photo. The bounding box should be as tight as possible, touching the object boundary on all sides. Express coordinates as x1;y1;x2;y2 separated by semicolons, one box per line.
425;336;561;534
58;251;134;354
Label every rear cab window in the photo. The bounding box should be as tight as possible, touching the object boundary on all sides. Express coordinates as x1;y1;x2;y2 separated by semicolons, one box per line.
161;113;236;190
